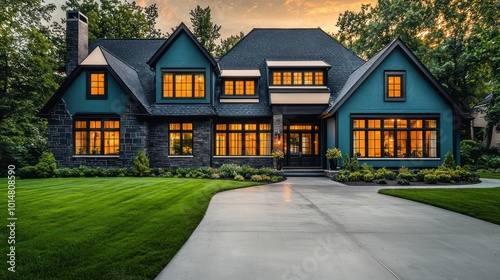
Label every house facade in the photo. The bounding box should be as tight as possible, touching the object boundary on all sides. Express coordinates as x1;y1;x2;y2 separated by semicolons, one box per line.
471;94;500;148
40;11;469;169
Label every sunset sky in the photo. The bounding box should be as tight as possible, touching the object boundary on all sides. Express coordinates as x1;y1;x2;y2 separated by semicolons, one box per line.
49;0;376;38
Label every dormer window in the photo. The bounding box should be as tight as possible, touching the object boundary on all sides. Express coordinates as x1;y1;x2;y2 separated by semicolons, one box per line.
87;72;107;99
162;71;205;99
385;71;406;101
223;80;256;96
271;70;325;86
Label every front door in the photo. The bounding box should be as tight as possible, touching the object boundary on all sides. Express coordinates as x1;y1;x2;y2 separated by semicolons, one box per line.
284;125;320;167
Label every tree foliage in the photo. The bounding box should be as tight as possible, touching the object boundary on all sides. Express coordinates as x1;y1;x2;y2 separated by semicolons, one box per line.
215;32;245;58
0;0;61;170
189;5;221;56
334;0;499;109
62;0;164;43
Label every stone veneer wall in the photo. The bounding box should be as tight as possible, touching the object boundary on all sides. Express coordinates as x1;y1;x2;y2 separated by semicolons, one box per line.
148;120;211;168
46;99;149;168
47;99;74;167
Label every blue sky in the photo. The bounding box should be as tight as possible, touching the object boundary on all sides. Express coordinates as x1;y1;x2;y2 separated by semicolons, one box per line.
48;0;375;38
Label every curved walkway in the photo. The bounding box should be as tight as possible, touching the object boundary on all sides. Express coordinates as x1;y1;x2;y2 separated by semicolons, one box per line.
156;178;500;280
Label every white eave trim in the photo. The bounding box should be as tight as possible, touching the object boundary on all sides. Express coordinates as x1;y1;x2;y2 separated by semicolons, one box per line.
81;46;108;66
266;60;331;68
269;86;329;90
220;69;261;78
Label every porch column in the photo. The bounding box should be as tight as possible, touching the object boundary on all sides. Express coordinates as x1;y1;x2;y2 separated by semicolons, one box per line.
273;114;283;151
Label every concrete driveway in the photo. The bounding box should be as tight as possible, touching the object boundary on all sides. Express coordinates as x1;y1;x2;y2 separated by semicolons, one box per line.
156;177;500;280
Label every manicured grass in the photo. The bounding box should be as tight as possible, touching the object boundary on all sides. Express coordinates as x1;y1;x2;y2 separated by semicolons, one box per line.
479;172;500;179
0;178;260;279
379;187;500;225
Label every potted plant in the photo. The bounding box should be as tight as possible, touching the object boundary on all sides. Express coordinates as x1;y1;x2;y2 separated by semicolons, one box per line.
272;149;285;170
326;148;342;170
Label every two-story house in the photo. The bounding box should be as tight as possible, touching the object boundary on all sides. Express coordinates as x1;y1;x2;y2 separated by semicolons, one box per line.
40;11;469;170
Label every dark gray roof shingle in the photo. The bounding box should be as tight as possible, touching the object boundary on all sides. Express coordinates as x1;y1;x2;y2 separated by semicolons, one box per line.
218;28;365;95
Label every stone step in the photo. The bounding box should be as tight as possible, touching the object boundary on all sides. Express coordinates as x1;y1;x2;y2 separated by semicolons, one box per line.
282;168;325;177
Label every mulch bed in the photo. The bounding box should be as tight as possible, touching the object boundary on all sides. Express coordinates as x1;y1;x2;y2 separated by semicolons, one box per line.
341;180;481;186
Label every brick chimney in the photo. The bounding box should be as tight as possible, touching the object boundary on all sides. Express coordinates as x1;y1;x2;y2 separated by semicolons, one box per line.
66;10;88;76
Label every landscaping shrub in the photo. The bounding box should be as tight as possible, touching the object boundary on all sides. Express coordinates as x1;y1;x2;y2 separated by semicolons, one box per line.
34;152;57;178
234;174;245;181
271;176;283;183
341;154;350;170
250;174;263;182
335;170;350;182
397;166;415;181
238;165;258;178
18;166;38;179
416;169;434;182
211;173;221;179
348;171;363;181
363;173;374;182
460;140;483;165
375;167;396;180
396;178;410;185
441;151;457;169
374;178;387;184
133;151;150;177
435;171;452;183
350;153;360;171
361;163;375;174
258;167;276;176
219;164;240;178
175;167;189;178
424;173;438;184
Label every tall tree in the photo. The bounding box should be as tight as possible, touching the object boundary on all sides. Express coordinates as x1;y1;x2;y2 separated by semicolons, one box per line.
0;0;61;169
189;5;221;56
62;0;164;43
215;32;245;58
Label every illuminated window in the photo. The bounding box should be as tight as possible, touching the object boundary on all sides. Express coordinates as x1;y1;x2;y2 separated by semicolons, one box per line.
314;72;324;85
88;72;106;99
169;123;193;155
283;72;292;85
223;80;256;96
273;72;282;85
271;70;325;86
304;72;313;85
215;122;272;156
74;119;119;155
162;72;205;98
385;71;406;101
352;116;438;158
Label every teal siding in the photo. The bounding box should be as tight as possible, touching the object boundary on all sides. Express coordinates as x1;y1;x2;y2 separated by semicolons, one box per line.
336;48;455;168
62;72;127;115
155;32;212;104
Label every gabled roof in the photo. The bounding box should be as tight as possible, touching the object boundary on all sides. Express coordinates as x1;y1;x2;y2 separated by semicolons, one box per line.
473;93;492;109
39;48;150;116
147;23;217;68
323;38;470;118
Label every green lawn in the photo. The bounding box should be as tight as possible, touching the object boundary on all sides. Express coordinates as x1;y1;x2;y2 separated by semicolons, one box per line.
379;187;500;225
0;178;260;279
479;172;500;179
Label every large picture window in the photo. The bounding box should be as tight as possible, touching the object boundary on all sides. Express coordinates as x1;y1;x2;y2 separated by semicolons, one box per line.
215;123;271;156
74;119;120;155
271;70;325;86
223;80;256;96
352;116;438;158
169;123;193;155
162;72;205;98
87;72;107;99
